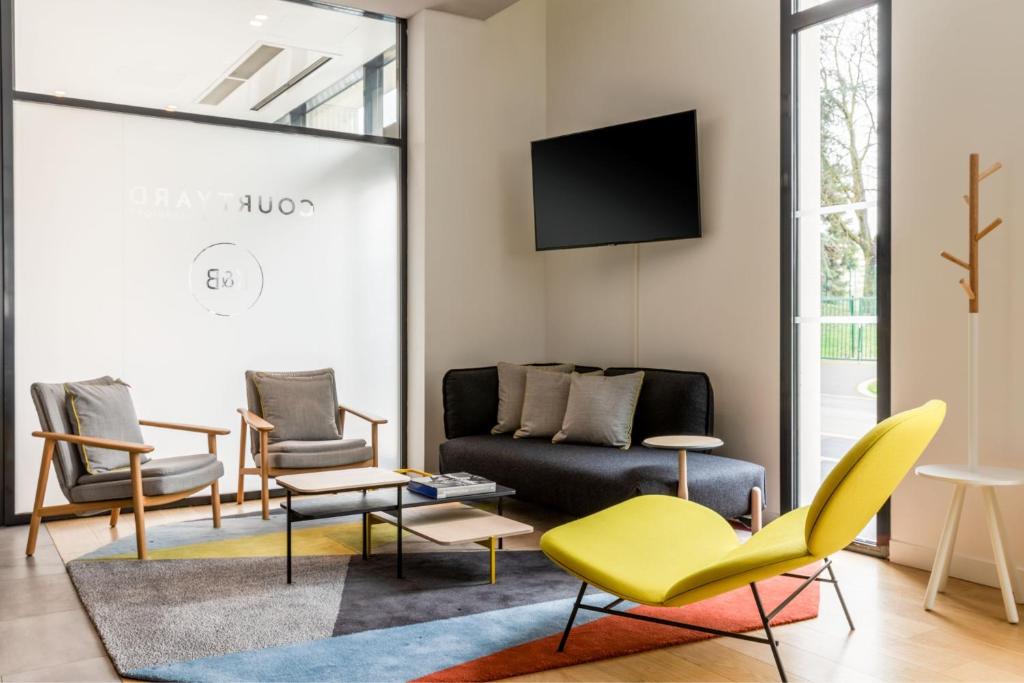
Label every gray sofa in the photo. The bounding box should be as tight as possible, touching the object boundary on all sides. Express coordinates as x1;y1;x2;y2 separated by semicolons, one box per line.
439;365;765;520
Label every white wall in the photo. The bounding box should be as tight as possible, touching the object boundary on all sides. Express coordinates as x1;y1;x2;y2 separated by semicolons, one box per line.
890;0;1024;589
407;1;549;471
542;0;782;513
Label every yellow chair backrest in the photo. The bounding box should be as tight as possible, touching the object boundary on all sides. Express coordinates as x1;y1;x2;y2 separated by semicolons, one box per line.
804;399;946;557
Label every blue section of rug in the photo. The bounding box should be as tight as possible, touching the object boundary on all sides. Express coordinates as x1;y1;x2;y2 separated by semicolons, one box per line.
128;592;614;682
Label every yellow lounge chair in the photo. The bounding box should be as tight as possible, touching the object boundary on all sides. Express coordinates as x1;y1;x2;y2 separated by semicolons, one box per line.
540;400;946;681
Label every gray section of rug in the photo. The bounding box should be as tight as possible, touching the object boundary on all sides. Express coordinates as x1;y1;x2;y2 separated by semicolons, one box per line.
334;550;581;635
68;556;348;673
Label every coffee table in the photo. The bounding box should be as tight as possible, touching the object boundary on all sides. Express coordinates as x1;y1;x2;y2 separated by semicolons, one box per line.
276;468;410;582
277;468;517;583
371;503;532;583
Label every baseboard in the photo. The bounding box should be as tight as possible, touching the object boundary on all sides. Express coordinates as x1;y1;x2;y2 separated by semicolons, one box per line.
890;538;1024;599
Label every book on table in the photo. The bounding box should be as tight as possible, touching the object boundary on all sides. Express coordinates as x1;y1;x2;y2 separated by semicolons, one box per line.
408;472;497;499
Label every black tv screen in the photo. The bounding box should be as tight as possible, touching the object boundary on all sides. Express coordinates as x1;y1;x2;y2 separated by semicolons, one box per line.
531;110;701;250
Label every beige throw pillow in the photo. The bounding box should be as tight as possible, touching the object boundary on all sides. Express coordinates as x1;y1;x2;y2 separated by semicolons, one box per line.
492;362;574;434
516;369;603;439
553;371;645;449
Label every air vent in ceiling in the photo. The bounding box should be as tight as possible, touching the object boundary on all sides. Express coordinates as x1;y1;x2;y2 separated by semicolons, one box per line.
199;43;284;106
251;56;332;111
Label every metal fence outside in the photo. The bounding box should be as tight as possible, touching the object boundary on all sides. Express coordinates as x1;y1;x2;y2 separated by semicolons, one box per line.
821;297;877;361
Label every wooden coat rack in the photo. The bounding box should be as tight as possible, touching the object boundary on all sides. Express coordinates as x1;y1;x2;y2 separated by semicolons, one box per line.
938;152;1005;471
922;154;1022;625
941;153;1004;313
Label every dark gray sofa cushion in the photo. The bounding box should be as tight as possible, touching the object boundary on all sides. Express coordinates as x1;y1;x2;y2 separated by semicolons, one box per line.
439;435;764;519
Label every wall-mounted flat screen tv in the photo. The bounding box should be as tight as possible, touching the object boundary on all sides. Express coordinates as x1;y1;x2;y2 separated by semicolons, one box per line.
531;110;701;251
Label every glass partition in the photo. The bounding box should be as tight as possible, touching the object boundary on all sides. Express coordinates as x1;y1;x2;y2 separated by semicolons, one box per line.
12;101;401;513
14;0;400;137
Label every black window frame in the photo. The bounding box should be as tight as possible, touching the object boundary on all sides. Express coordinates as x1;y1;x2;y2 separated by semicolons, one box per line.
780;0;892;549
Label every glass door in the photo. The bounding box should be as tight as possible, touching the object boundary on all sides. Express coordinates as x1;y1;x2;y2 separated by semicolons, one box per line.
782;0;891;547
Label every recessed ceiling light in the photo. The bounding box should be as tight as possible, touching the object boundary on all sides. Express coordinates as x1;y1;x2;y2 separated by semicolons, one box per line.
165;105;177;112
53;90;66;97
250;19;263;27
254;14;268;21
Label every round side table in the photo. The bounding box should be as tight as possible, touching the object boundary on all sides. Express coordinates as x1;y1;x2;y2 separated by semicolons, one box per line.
642;434;724;501
917;463;1024;623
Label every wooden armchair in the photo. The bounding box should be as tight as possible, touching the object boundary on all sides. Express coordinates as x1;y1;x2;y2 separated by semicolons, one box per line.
27;378;228;560
237;369;388;519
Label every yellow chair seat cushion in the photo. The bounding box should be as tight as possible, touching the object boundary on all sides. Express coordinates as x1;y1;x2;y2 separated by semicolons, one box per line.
540;496;818;607
540;495;741;605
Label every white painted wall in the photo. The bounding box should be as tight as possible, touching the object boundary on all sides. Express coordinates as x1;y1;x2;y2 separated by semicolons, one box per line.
542;0;782;513
406;2;549;471
890;0;1024;590
408;0;1024;592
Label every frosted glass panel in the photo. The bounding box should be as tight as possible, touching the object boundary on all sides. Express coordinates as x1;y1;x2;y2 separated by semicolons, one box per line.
13;101;401;513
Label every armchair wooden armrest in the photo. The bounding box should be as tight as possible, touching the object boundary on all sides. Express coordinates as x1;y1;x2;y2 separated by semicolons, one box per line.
237;408;274;432
31;430;155;453
338;405;388;425
139;419;230;436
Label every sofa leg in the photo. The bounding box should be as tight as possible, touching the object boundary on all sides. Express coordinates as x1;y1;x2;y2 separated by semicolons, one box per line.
110;507;120;528
557;581;588;652
750;487;763;533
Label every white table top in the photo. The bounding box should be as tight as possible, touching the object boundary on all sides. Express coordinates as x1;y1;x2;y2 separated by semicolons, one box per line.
916;463;1024;487
276;467;409;494
372;502;533;544
643;435;724;450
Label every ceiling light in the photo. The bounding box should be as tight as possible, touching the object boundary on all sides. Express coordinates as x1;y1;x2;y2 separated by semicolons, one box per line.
165;105;177;112
250;19;263;27
53;90;65;97
254;14;268;20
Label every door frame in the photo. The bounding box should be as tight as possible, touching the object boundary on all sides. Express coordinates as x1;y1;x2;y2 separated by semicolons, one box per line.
780;0;892;549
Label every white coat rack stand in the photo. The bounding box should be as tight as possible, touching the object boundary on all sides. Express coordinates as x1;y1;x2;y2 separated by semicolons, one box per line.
918;153;1024;623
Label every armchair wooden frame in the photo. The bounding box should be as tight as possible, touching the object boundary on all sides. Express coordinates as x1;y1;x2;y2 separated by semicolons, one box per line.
236;406;388;519
26;420;229;560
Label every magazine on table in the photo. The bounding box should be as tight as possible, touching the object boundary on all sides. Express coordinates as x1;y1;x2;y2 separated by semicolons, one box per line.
408;472;496;499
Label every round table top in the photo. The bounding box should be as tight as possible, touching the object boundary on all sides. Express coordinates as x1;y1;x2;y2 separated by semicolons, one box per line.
916;463;1024;487
643;435;724;450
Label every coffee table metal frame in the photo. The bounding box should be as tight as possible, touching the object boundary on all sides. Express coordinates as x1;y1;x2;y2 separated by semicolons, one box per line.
282;480;516;583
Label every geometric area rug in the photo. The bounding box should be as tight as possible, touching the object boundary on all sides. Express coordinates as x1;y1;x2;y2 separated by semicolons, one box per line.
67;512;819;682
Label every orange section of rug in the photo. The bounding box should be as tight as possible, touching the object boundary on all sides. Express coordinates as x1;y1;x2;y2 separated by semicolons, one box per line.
416;572;820;682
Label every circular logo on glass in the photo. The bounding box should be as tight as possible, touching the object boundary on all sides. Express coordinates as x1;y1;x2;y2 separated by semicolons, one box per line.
190;243;264;317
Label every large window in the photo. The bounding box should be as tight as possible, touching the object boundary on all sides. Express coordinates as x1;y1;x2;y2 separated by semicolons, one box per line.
1;0;406;523
782;0;891;547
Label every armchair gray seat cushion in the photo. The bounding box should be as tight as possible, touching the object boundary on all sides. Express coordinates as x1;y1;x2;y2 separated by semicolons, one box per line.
71;453;224;503
265;439;372;469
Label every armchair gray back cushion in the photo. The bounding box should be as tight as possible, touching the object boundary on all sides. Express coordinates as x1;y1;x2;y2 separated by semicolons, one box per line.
30;376;120;500
245;369;344;455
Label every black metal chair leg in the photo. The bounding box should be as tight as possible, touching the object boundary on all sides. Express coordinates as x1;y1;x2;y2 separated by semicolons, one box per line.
826;560;855;631
557;581;588;652
751;583;787;682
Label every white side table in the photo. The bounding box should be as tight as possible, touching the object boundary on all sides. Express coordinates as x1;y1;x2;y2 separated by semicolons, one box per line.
917;463;1024;623
642;434;724;502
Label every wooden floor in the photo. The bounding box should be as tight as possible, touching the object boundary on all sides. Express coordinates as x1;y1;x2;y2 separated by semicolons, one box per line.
1;498;1022;682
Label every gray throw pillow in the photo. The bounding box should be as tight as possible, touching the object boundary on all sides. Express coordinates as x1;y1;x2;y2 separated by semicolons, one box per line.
65;380;148;474
515;369;603;439
254;372;341;443
553;371;645;449
492;362;573;434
